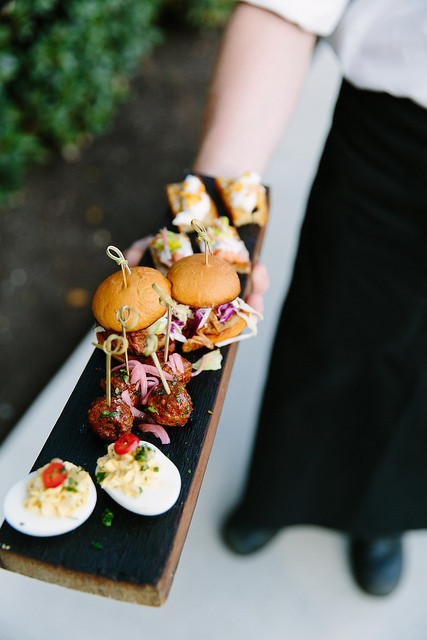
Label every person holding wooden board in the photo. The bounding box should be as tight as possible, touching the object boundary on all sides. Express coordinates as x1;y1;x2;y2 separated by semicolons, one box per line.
192;1;427;597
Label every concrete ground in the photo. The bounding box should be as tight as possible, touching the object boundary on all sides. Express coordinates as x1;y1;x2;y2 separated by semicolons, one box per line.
1;36;427;640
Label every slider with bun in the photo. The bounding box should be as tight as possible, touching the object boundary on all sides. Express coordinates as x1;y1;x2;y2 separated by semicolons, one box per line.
92;266;184;361
167;253;262;352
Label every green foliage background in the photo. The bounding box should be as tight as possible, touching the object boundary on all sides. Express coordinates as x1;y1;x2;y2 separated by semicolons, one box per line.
0;0;234;202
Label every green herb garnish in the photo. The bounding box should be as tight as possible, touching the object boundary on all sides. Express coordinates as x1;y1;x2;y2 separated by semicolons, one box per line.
101;508;114;527
134;446;149;463
96;471;107;484
91;541;103;550
100;410;119;419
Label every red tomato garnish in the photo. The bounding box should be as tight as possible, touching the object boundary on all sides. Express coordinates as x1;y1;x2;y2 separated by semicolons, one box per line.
42;462;67;488
114;433;140;455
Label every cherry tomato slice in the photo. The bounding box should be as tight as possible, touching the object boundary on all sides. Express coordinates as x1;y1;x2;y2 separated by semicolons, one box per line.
114;433;140;455
42;462;67;488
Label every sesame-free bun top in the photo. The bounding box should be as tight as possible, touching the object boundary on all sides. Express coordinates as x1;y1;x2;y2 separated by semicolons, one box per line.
167;253;241;307
92;266;172;332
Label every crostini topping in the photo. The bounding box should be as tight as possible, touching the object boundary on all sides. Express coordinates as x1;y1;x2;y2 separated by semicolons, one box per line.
226;171;264;213
198;217;250;265
173;175;211;226
152;228;193;267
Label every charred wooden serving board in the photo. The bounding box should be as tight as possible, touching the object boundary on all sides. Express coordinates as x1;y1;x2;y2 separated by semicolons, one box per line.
0;177;267;606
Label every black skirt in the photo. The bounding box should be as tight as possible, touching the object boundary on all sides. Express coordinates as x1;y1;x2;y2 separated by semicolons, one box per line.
236;81;427;536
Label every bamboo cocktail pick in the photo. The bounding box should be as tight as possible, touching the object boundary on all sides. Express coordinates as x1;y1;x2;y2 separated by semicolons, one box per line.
151;282;175;364
191;218;212;265
115;305;138;376
92;334;128;406
143;333;171;395
106;245;131;288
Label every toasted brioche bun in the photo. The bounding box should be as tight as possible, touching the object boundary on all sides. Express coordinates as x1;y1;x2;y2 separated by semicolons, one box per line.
167;254;241;308
92;266;171;332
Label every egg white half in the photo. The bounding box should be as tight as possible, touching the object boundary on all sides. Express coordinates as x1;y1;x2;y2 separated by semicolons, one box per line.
96;441;181;516
3;471;97;537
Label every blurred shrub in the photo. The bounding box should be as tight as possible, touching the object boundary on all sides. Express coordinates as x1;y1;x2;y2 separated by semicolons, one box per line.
187;0;235;27
0;0;163;202
0;0;235;203
161;0;234;28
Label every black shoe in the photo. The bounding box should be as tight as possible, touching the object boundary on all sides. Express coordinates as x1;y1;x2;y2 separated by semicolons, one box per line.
350;535;403;596
221;509;280;555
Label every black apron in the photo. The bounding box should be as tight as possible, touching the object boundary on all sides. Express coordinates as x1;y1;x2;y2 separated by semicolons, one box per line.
235;80;427;536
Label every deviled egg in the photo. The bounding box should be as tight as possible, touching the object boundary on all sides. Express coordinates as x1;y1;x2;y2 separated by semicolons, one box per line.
3;459;97;537
96;434;181;516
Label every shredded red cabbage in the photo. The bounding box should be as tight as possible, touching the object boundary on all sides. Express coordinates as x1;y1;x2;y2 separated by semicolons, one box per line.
187;307;210;336
216;302;235;323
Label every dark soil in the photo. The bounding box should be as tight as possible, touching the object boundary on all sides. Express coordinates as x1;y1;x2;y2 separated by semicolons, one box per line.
0;28;221;443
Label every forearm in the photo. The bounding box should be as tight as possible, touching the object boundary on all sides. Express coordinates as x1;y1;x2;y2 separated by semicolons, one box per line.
193;2;316;177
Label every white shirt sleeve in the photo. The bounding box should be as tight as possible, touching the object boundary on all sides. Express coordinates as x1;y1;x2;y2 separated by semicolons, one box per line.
243;0;351;36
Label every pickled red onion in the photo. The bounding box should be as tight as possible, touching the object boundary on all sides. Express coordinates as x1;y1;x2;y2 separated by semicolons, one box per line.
191;354;207;377
120;389;133;407
167;353;185;374
124;360;173;404
138;423;170;445
120;390;147;418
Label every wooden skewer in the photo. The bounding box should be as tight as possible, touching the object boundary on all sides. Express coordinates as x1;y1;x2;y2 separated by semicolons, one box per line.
164;307;172;365
115;305;138;376
143;333;170;394
191;219;212;265
152;283;175;364
98;334;128;405
106;245;131;288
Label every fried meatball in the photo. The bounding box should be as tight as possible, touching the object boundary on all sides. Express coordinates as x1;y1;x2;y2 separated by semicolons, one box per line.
88;396;134;441
162;356;193;384
100;367;140;406
147;380;193;426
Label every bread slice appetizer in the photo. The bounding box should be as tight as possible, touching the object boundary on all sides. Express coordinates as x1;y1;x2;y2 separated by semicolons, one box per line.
197;216;251;274
149;227;193;275
215;171;268;227
166;174;218;233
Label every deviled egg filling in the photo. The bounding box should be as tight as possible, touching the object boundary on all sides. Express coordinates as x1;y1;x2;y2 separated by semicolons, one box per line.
24;459;92;518
96;442;163;498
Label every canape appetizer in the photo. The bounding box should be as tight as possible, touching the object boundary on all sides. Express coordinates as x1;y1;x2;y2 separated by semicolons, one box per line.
215;171;268;227
149;227;193;275
166;174;218;233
